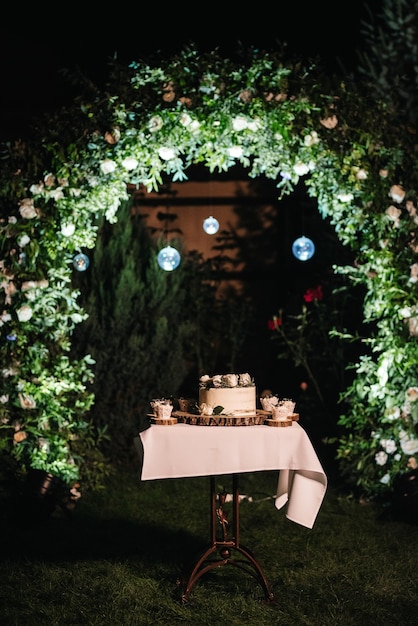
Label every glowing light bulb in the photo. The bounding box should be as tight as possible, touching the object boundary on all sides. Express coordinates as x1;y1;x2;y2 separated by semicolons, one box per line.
157;246;181;271
73;253;90;271
203;216;219;235
292;236;315;261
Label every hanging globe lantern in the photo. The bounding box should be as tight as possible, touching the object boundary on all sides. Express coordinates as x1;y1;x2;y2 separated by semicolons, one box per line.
203;216;219;235
73;253;90;271
157;245;181;271
292;236;315;261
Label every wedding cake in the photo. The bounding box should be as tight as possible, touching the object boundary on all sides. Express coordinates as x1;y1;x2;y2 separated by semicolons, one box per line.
198;373;256;416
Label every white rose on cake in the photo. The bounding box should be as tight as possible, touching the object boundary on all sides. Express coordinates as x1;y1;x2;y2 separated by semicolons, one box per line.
222;374;238;387
239;373;253;386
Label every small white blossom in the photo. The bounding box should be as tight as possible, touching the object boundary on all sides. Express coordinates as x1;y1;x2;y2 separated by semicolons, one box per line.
148;116;163;132
337;193;354;203
228;146;243;159
61;223;75;236
18;199;38;219
100;159;117;174
18;393;36;409
232;116;248;131
409;263;418;283
158;147;176;161
180;113;192;126
386;205;402;227
293;162;309;176
389;184;405;203
304;131;319;146
17;304;33;322
380;473;390;484
29;182;44;195
17;234;30;247
375;451;388;466
380;439;397;454
400;435;418;455
122;157;139;171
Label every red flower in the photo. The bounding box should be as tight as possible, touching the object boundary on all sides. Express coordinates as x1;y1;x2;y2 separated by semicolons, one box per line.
303;285;323;303
268;317;282;330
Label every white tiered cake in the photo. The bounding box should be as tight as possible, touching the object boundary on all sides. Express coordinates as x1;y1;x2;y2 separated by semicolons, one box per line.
198;373;256;416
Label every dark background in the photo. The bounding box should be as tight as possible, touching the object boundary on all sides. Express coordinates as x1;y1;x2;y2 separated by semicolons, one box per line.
0;1;379;141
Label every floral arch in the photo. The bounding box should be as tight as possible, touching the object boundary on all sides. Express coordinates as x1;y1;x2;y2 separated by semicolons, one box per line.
1;46;417;502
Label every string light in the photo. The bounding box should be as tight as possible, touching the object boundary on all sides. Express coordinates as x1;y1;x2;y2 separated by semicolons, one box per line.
157;245;181;271
73;253;90;271
203;216;219;234
292;236;315;261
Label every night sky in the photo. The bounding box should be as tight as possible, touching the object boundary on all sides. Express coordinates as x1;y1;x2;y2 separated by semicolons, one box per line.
0;1;380;142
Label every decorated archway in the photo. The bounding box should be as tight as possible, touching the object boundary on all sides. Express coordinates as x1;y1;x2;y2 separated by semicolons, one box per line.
1;46;417;502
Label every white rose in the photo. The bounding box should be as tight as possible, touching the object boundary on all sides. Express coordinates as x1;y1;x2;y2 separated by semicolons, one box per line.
61;223;75;236
304;131;319;146
148;116;163;132
293;162;309;176
158;147;175;161
18;199;38;219
100;159;117;174
17;304;33;322
400;435;418;455
406;387;418;401
18;393;36;409
239;373;252;386
386;205;402;226
380;439;397;454
375;451;388;466
199;403;213;416
29;182;44;195
222;374;238;387
232;116;248;131
180;113;192;126
212;375;223;387
227;146;243;158
337;193;354;203
389;184;405;203
122;157;139;171
17;234;30;247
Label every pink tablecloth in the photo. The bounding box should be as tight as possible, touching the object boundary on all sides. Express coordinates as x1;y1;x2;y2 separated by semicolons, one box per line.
139;422;327;529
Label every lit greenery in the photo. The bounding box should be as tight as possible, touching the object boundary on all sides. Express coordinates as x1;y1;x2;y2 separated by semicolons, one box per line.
1;42;418;501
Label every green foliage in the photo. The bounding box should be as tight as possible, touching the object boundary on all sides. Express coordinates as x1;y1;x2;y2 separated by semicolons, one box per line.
1;39;418;504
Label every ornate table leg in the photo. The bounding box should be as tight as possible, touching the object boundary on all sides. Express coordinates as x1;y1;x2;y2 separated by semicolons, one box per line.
177;474;275;603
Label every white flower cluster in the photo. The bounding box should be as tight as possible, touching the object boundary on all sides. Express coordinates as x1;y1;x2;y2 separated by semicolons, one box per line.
199;373;254;389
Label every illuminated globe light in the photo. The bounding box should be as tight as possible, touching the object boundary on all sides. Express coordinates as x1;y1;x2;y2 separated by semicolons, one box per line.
292;236;315;261
203;216;219;235
73;253;90;271
157;245;181;271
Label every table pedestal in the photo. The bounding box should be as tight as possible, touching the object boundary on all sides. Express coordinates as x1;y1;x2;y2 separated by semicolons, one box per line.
177;474;275;603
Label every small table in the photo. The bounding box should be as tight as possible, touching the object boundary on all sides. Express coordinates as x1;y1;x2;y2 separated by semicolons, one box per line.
137;422;327;602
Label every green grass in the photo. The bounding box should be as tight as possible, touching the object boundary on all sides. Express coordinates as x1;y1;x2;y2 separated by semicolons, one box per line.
1;464;418;626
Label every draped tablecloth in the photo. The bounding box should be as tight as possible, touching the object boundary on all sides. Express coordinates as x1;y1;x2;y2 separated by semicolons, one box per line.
138;422;327;529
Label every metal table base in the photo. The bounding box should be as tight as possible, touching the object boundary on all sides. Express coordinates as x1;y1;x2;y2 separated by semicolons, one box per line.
177;474;275;603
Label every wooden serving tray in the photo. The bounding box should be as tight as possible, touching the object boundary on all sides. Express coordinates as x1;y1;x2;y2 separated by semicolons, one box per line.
172;410;266;426
265;418;293;427
147;414;178;425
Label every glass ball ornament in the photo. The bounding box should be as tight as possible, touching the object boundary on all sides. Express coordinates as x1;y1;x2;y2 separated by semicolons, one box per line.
157;245;181;271
73;253;90;271
292;236;315;261
203;216;219;235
